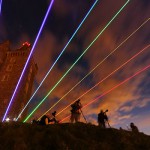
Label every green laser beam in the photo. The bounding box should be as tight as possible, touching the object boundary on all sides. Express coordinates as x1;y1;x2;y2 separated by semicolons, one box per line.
23;0;130;122
38;18;149;120
16;0;99;121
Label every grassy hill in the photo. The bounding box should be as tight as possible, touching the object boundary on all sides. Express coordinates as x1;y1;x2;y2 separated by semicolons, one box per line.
0;122;150;150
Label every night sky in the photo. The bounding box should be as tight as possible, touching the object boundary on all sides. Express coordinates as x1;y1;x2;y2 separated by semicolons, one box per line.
0;0;150;134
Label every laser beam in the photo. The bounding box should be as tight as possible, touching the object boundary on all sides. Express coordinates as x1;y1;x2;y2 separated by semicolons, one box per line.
38;19;149;120
83;63;150;108
16;0;99;121
56;44;150;117
23;0;130;122
2;0;55;122
0;0;2;14
60;62;150;123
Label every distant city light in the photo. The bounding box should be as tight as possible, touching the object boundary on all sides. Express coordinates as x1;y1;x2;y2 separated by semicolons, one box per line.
6;118;10;122
13;118;17;121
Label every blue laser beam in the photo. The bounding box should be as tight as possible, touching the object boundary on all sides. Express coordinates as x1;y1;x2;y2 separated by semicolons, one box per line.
16;0;99;121
23;0;130;122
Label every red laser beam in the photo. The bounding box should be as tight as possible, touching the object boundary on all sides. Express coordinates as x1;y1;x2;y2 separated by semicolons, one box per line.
60;62;150;123
38;18;150;120
57;44;150;117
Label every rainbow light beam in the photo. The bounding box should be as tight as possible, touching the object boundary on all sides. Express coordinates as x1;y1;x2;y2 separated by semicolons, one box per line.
60;62;150;123
56;44;150;117
0;0;2;14
16;0;99;121
2;0;55;122
23;0;130;122
38;19;149;120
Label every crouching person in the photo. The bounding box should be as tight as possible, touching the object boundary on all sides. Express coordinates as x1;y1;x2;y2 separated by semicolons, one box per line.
39;114;52;125
130;122;139;133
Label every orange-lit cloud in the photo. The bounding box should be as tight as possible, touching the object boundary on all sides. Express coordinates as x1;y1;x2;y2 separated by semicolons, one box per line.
9;0;149;134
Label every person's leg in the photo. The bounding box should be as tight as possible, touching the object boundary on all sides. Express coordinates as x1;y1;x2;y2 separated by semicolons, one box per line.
75;113;81;122
75;113;78;123
77;113;81;122
70;113;74;123
98;122;103;128
102;122;106;128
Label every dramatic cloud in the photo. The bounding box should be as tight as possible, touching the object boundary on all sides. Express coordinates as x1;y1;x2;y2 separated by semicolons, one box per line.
28;1;150;135
1;0;149;134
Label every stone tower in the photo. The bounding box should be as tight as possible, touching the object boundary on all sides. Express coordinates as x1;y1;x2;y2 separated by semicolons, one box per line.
0;41;38;121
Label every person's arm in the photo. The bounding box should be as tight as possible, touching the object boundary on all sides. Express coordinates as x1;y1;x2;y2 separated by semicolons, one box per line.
79;103;82;108
104;114;108;121
45;118;49;125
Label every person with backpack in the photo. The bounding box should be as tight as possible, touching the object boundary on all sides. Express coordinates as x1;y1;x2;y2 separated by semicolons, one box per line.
70;99;82;123
98;109;108;128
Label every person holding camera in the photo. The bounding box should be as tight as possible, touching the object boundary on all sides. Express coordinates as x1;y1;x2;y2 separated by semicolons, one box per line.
70;99;82;123
98;109;108;128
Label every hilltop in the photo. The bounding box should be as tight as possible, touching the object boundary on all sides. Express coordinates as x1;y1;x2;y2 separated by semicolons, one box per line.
0;122;150;150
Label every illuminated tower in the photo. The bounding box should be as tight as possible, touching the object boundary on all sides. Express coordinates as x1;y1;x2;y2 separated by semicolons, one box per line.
0;41;38;121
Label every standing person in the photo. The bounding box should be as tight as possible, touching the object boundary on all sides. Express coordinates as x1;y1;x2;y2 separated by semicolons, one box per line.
98;110;108;128
70;99;82;123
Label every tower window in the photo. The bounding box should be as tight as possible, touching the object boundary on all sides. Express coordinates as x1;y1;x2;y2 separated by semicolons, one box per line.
30;66;32;73
10;58;16;63
3;99;8;105
28;73;31;81
1;75;9;81
25;83;29;93
6;64;13;72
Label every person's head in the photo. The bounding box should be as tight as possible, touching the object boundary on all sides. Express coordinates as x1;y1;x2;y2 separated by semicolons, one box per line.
130;122;134;127
76;99;80;103
52;111;56;116
105;109;108;112
100;110;104;113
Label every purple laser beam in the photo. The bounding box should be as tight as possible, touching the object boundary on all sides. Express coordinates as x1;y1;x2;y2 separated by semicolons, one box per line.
2;0;55;122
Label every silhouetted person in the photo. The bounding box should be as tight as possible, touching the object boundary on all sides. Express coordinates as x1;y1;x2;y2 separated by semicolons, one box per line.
70;99;82;123
130;122;139;133
51;111;59;124
32;118;39;125
98;110;108;128
119;127;123;130
39;114;52;125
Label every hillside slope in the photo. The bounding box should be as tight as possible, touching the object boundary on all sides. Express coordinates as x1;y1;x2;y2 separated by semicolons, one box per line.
0;122;150;150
